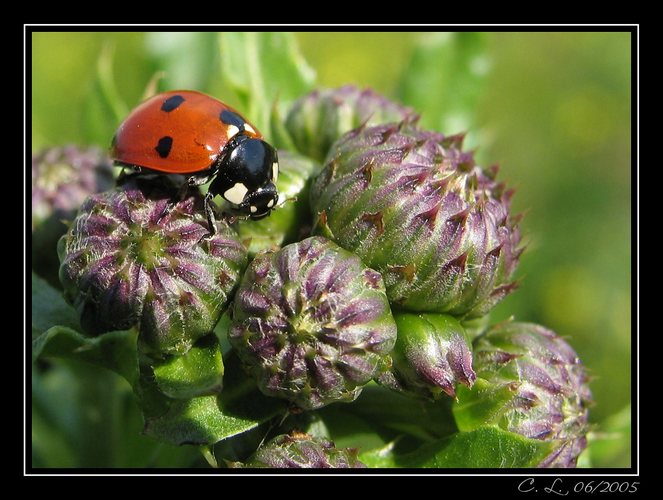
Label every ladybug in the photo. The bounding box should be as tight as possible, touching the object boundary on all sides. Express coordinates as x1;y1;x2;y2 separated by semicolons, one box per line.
110;90;279;231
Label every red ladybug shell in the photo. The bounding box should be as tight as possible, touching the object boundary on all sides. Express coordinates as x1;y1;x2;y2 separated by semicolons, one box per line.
110;90;262;174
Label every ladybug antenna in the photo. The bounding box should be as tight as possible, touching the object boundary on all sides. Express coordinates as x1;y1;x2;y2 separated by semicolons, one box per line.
220;212;251;225
276;195;298;209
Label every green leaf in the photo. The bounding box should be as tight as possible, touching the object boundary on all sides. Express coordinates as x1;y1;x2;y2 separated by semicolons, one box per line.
360;426;555;468
213;311;233;355
144;32;218;91
219;32;315;134
324;383;457;442
143;352;286;446
453;378;518;431
32;300;279;449
31;272;80;337
144;395;263;446
152;336;224;399
317;405;389;453
398;32;489;136
81;43;128;146
355;384;457;440
359;441;399;468
32;326;139;388
111;376;204;467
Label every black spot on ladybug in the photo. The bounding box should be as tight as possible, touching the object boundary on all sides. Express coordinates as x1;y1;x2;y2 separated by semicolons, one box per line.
155;136;173;158
220;109;245;129
161;95;185;112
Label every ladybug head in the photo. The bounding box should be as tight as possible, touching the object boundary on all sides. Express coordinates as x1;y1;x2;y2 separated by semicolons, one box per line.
237;183;280;220
214;135;280;218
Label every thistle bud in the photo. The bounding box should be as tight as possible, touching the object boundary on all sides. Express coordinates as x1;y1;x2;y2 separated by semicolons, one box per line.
32;146;115;285
378;313;475;399
454;322;592;468
230;236;397;410
285;85;416;162
58;177;247;356
234;433;366;468
311;123;521;318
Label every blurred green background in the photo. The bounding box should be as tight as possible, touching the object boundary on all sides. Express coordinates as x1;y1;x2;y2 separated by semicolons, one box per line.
32;31;631;467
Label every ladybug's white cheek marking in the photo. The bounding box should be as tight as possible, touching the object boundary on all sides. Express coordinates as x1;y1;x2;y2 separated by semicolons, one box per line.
226;125;240;140
244;123;256;135
250;206;258;213
223;183;248;205
272;162;279;182
267;199;275;208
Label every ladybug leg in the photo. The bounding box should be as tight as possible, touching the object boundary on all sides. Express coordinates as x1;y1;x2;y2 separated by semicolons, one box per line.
175;173;213;200
116;165;143;186
203;191;220;237
187;173;214;188
158;173;213;224
185;174;219;237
